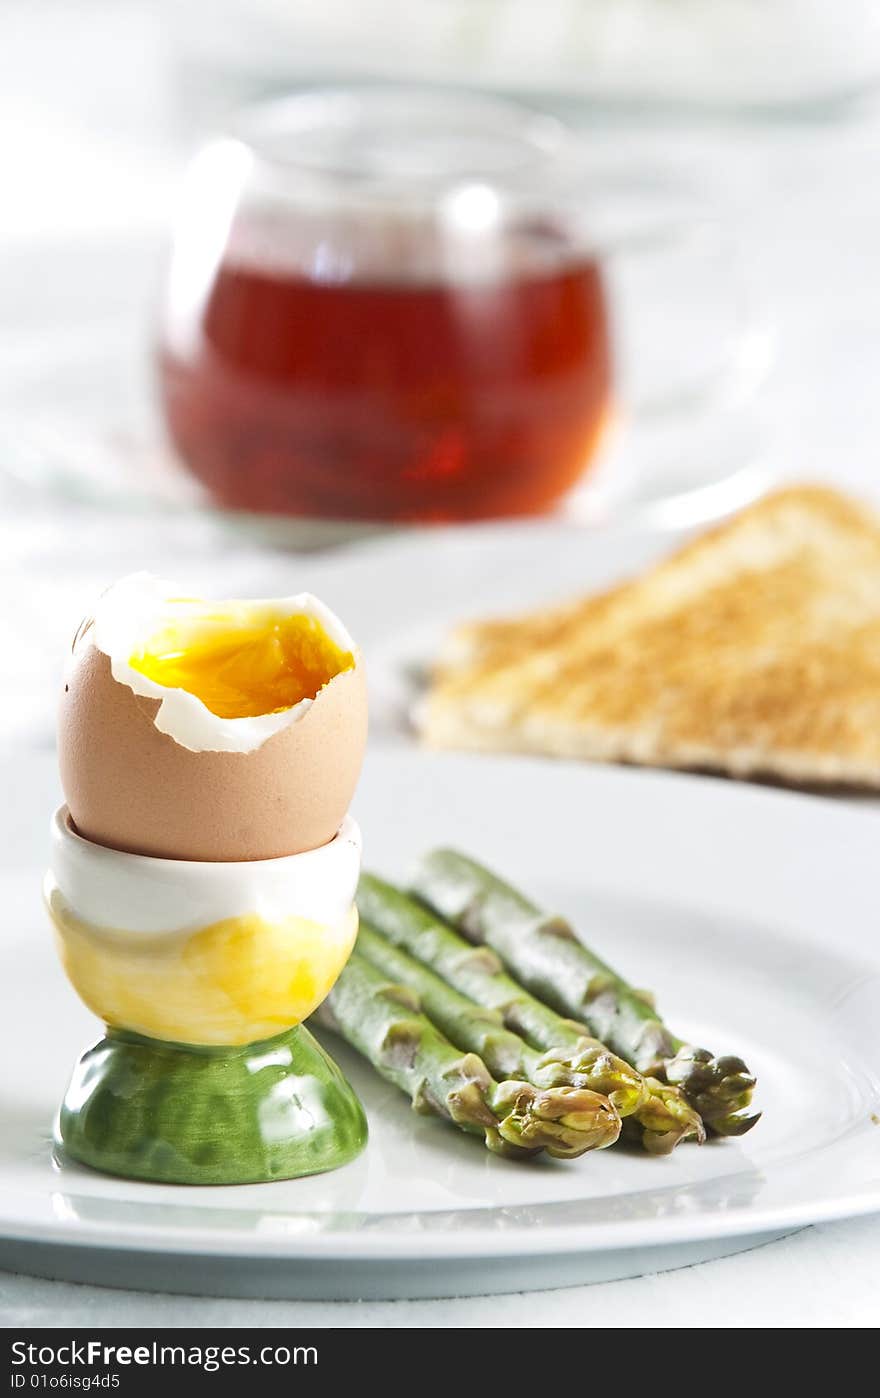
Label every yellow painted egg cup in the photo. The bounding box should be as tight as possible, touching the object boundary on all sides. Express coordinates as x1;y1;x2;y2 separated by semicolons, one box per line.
46;808;367;1185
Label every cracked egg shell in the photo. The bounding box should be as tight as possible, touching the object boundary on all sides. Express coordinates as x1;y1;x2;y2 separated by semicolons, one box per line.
58;582;367;862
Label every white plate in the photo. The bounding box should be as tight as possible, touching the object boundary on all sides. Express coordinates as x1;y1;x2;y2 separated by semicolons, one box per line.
1;748;879;1299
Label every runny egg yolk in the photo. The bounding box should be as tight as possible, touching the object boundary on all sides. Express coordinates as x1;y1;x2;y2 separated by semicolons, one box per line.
129;612;354;719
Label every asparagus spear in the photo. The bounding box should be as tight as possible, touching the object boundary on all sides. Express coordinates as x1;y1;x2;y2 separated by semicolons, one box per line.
357;920;621;1153
317;950;620;1160
358;874;703;1152
410;850;758;1137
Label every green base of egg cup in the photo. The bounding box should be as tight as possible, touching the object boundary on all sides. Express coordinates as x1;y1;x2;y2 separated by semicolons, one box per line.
55;1023;368;1186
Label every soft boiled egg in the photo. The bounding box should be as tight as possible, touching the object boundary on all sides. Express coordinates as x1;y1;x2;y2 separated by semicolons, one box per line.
58;574;367;861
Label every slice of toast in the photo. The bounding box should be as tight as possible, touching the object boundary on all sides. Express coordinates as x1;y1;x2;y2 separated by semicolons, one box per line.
420;486;880;785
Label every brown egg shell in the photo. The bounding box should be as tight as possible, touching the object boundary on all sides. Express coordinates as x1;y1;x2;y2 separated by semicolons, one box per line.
58;643;368;861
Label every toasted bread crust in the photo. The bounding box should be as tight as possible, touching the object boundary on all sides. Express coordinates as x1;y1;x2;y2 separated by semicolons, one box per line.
422;486;880;785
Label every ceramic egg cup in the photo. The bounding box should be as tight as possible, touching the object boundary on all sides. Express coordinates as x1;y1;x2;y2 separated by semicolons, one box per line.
46;808;368;1186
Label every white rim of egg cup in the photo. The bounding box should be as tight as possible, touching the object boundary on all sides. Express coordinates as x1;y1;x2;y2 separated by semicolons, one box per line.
46;805;362;937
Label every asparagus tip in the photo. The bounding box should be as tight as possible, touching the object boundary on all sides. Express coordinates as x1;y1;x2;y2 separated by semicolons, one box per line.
707;1109;762;1138
636;1078;706;1154
665;1045;757;1132
533;1039;648;1121
493;1081;622;1159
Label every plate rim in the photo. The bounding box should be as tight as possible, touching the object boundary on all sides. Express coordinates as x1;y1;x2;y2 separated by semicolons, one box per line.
1;1180;879;1260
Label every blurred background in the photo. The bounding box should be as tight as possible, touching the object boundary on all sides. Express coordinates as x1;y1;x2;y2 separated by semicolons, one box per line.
3;0;880;746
